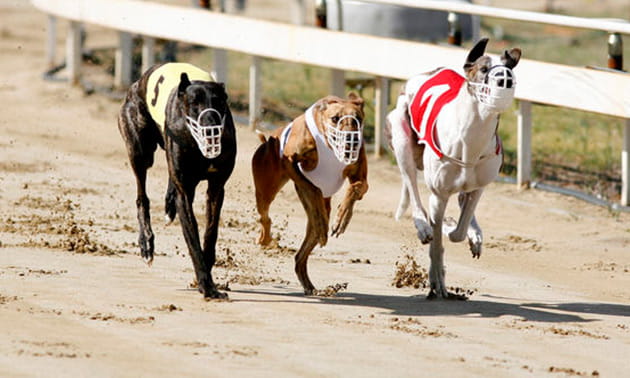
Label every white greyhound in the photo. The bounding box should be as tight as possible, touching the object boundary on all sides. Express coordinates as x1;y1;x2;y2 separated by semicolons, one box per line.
386;38;521;299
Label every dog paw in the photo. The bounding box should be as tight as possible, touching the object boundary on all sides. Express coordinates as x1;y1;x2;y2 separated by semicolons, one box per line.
143;255;154;267
332;204;353;238
444;217;467;243
139;232;154;266
414;217;433;244
443;217;456;232
257;233;272;246
468;234;482;259
426;286;449;300
200;284;229;300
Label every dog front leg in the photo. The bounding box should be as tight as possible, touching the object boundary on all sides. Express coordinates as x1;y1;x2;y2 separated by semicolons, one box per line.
331;179;367;238
427;193;469;300
294;182;329;295
175;184;222;299
201;183;228;299
427;193;448;299
294;222;321;295
289;162;329;247
446;190;484;258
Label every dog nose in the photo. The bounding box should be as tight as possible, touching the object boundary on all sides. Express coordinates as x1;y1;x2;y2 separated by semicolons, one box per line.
344;136;360;148
201;113;219;125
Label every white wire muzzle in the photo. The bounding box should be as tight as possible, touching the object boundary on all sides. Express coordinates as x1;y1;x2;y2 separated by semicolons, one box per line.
326;114;363;165
185;108;225;159
469;65;516;112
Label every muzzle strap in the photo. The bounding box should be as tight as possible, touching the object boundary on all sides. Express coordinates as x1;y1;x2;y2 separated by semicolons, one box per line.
185;108;225;159
469;65;516;112
307;107;363;165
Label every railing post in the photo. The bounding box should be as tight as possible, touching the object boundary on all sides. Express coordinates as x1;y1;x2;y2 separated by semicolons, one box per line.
212;2;228;84
517;100;532;189
331;69;345;98
212;49;228;84
192;0;228;84
326;0;345;97
66;21;82;85
608;32;623;70
141;36;155;74
47;15;57;69
374;76;389;158
471;15;481;43
115;31;133;88
292;0;307;25
315;0;327;28
249;55;262;130
447;12;462;46
622;119;630;206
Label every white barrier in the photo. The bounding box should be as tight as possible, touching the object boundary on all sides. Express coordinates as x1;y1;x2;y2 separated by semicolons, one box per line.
31;0;630;205
366;0;630;34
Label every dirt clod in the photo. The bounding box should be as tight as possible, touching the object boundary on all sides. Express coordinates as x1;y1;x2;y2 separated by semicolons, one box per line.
392;254;428;289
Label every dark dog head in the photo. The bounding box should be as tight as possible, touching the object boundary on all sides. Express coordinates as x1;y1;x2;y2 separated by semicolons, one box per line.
177;73;229;158
316;92;365;164
464;38;521;111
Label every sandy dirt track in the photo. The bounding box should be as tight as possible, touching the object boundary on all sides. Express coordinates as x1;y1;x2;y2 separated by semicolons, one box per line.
1;2;630;377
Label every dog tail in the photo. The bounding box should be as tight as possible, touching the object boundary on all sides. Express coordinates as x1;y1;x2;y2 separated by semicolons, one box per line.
255;130;267;144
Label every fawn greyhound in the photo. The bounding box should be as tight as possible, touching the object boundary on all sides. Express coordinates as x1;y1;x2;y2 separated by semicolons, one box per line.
252;93;368;295
386;38;521;299
118;63;236;299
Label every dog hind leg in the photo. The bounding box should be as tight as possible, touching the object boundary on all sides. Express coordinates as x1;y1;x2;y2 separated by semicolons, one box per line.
118;101;159;265
252;139;289;246
395;183;410;221
164;178;177;224
387;109;433;244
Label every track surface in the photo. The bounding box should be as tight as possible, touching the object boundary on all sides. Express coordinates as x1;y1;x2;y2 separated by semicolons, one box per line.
1;2;629;377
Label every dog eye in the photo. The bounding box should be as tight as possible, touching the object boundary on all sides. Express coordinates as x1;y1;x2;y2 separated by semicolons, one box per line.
192;92;205;104
480;66;489;74
331;116;340;123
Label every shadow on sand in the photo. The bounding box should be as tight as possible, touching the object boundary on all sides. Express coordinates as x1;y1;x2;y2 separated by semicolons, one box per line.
230;288;630;323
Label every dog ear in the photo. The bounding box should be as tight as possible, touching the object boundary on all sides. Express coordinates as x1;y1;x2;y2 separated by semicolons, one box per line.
177;73;191;98
216;82;228;101
501;48;522;69
464;37;489;71
347;91;364;109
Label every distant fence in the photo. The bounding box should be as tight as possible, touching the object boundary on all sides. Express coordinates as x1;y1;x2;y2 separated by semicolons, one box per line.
32;0;630;206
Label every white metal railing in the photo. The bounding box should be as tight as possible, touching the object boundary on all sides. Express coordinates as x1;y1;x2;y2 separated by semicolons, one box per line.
365;0;630;34
32;0;630;206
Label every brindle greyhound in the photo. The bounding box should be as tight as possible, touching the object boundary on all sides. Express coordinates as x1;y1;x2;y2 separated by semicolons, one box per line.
387;38;521;299
118;63;236;299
